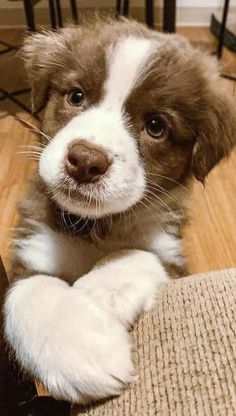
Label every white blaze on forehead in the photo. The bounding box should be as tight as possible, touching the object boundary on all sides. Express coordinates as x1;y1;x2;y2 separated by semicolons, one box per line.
39;36;153;218
103;36;153;110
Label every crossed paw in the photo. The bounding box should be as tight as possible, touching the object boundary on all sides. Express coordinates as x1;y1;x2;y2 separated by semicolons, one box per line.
4;275;136;403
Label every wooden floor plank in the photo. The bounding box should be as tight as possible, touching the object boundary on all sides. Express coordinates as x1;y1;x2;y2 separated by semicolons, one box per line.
0;114;36;267
183;151;236;273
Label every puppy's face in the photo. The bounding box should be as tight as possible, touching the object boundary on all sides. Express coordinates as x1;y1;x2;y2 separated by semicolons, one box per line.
23;20;236;218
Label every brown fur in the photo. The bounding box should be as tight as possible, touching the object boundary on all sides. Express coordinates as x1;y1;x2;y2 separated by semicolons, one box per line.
10;17;236;281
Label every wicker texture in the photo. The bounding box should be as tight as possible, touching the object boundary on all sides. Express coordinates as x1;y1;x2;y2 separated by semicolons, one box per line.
72;269;236;416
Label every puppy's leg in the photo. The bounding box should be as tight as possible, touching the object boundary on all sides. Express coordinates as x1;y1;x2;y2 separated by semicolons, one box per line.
74;249;168;327
12;221;97;283
4;275;134;403
4;250;167;403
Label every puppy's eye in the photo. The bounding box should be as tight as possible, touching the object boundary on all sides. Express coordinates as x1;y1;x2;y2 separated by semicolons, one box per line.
145;116;167;139
67;88;84;106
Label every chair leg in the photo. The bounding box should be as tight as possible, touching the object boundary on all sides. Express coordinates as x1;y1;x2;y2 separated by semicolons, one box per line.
163;0;176;33
22;0;36;31
55;0;63;27
123;0;129;16
217;0;230;59
0;40;17;54
70;0;79;24
0;88;32;115
116;0;121;15
145;0;154;28
48;0;57;29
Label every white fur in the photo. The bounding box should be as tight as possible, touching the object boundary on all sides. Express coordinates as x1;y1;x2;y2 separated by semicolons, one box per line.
4;250;168;402
13;222;100;283
151;232;184;267
75;249;168;326
103;37;153;110
40;108;145;217
4;275;134;402
13;218;181;284
39;36;154;218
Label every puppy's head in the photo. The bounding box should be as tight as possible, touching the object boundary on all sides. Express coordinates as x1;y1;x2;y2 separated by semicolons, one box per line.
23;19;236;219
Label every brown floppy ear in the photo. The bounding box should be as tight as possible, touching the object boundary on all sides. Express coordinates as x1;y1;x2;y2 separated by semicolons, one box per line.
22;28;79;113
192;87;236;182
22;32;59;113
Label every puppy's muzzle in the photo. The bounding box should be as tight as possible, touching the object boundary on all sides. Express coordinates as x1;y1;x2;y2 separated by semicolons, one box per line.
66;141;110;184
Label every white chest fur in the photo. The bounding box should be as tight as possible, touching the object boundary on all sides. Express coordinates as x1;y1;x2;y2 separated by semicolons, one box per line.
13;217;183;283
13;222;101;282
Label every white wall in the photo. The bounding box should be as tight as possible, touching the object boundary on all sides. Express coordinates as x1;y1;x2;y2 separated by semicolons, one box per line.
177;0;236;6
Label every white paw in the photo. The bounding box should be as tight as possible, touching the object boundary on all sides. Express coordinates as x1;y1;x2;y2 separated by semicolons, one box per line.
75;250;168;327
4;276;135;403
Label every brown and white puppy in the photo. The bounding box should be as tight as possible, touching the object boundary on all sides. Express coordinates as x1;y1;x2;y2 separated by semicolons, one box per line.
4;18;236;404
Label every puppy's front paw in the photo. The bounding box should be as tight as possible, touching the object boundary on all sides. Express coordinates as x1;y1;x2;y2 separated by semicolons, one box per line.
75;250;168;327
4;276;134;403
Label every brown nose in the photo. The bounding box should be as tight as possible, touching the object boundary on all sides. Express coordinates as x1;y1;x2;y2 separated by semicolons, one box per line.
66;142;109;184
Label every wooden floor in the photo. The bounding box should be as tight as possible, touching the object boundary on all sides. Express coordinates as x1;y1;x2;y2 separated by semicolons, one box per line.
0;27;236;275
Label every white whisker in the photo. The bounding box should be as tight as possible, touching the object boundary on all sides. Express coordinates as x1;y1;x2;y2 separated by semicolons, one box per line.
145;179;184;211
148;173;189;193
15;116;52;143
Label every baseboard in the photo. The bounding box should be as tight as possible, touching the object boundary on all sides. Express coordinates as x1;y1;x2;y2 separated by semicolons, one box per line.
0;3;234;29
